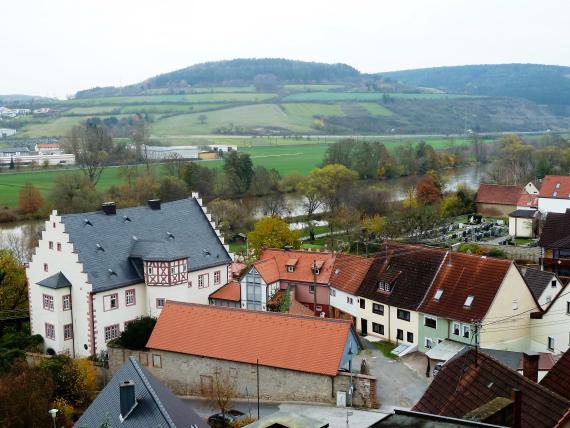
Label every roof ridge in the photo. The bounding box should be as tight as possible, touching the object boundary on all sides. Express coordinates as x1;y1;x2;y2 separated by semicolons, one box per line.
128;357;177;428
165;300;353;325
61;197;194;219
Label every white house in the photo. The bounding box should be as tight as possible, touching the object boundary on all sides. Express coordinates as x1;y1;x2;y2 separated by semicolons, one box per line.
521;267;564;309
537;175;570;213
27;195;233;358
529;283;570;355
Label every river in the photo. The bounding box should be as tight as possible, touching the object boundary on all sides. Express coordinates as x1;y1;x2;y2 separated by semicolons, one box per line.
0;163;490;238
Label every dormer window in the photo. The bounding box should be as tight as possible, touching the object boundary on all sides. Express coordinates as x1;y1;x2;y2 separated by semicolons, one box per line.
464;295;474;308
378;281;392;292
286;258;298;273
287;266;295;273
556;183;561;189
313;268;320;275
434;289;443;301
553;191;558;197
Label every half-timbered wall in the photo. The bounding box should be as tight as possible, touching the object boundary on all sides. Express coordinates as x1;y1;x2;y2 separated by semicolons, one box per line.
144;259;188;286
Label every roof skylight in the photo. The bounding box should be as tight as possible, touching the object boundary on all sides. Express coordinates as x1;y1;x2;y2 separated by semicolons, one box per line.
464;295;474;307
434;289;443;301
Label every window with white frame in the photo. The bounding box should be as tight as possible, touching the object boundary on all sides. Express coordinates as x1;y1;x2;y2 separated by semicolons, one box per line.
452;322;460;336
548;336;555;351
45;323;55;340
57;242;62;251
346;296;353;304
43;263;48;272
512;299;518;310
62;294;71;311
63;324;73;340
551;280;557;288
462;324;471;339
372;322;384;335
287;266;294;273
198;274;209;289
425;337;433;349
397;309;410;321
49;241;53;249
214;270;221;285
372;303;384;315
309;285;315;294
43;294;54;311
104;293;119;311
170;266;176;274
125;289;135;306
330;288;336;297
424;315;437;329
104;324;120;342
147;266;153;275
156;298;165;308
566;301;570;314
316;305;322;312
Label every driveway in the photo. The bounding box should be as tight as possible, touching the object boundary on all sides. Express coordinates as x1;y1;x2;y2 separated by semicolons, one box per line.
352;339;430;411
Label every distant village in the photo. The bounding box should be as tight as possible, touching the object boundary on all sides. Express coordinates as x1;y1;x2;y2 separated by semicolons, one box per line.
13;173;570;427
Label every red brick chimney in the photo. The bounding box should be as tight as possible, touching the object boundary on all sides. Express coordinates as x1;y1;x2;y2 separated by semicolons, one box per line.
522;353;540;383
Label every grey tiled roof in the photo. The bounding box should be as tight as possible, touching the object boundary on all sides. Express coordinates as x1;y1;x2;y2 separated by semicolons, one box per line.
523;268;556;301
61;198;231;293
508;209;538;218
37;271;72;289
74;356;207;428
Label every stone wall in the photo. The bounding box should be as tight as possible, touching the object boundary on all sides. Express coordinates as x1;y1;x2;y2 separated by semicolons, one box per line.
108;347;377;408
452;243;541;263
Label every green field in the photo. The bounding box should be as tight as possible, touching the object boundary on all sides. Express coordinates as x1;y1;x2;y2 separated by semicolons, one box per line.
283;84;347;91
151;104;318;136
358;102;393;116
282;91;475;102
67;92;276;106
18;115;131;137
280;103;345;117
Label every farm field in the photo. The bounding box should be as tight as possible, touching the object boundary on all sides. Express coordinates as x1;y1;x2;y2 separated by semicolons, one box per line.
282;91;476;102
17;115;131;137
67;92;276;106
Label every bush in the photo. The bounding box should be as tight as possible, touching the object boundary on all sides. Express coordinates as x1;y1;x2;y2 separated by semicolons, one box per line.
114;316;157;350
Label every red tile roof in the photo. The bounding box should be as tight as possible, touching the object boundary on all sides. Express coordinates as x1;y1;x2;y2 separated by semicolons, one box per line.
517;193;538;208
413;349;570;428
540;348;570;400
419;253;512;323
539;175;570;199
146;301;353;376
329;253;374;294
231;262;246;278
209;281;241;301
255;249;335;285
476;183;524;205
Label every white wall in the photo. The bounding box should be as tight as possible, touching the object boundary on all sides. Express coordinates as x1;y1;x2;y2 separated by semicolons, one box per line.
538;197;570;214
509;217;534;238
529;288;570;354
330;287;358;317
536;275;564;309
525;182;539;195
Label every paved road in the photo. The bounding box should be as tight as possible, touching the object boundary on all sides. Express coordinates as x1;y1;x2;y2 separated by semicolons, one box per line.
353;339;430;411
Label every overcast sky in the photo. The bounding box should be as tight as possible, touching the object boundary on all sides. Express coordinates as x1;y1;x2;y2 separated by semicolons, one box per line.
2;0;569;98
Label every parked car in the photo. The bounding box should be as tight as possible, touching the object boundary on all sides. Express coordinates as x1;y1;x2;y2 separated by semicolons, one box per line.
433;362;444;377
207;409;246;427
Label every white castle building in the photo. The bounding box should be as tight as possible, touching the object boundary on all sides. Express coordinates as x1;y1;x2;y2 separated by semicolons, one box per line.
27;195;233;358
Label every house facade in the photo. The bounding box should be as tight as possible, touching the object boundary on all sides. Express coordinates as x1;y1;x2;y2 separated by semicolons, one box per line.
538;175;570;213
356;243;447;355
538;209;570;276
476;183;527;217
27;196;233;358
530;283;570;355
418;253;539;353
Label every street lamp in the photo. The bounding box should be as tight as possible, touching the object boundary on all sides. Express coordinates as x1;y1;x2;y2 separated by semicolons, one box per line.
48;408;58;428
348;345;354;407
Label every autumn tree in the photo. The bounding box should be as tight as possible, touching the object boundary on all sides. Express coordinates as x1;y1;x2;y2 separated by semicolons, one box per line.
415;175;442;205
18;183;44;215
208;199;254;241
158;176;188;202
205;368;239;424
0;361;55;428
307;164;358;215
183;162;217;198
49;173;102;214
64;121;114;185
0;249;28;311
247;217;301;258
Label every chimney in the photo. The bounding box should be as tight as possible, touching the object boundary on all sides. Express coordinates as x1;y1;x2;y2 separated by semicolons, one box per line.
522;352;539;383
147;199;161;210
101;202;116;215
511;389;522;428
119;380;136;420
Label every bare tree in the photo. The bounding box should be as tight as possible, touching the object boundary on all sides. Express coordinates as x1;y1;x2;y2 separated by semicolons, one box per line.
261;192;290;218
162;152;186;178
0;223;41;264
64;122;113;185
205;368;239;426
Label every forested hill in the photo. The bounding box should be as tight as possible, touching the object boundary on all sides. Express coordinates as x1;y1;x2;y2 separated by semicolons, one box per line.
379;64;570;105
75;58;360;98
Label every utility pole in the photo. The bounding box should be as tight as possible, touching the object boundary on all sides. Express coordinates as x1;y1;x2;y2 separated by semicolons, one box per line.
311;260;318;316
256;358;260;420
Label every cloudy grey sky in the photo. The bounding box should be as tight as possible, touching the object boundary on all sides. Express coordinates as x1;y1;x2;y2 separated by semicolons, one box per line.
2;0;569;98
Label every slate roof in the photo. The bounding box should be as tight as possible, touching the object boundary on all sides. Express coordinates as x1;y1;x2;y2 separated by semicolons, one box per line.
357;242;446;311
418;253;513;323
146;301;355;376
37;271;72;289
329;253;374;294
476;184;524;205
59;198;231;293
538;175;570;200
537;209;570;248
74;356;206;428
540;348;570;400
254;249;335;285
508;209;538;218
522;267;557;301
412;348;570;428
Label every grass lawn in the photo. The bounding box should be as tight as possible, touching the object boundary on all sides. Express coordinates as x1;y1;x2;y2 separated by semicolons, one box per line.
18;115;130;137
280;103;345;117
371;340;399;360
